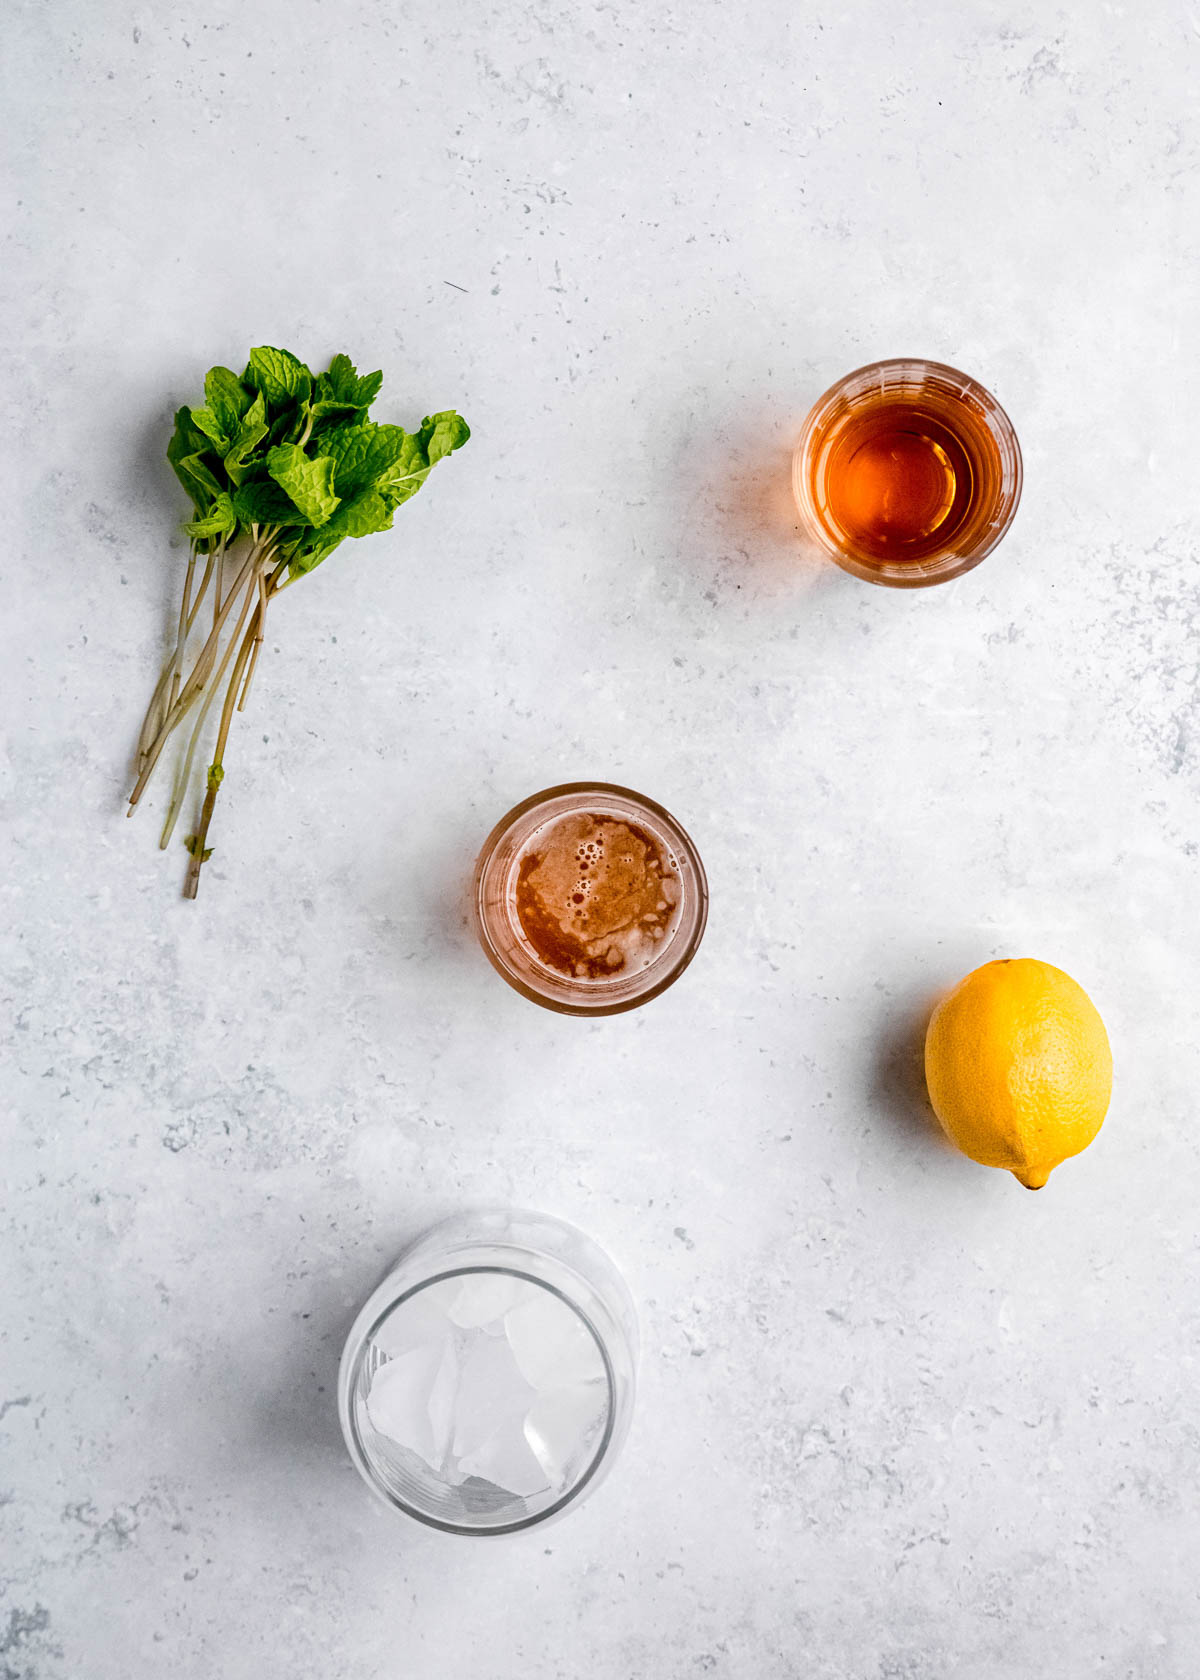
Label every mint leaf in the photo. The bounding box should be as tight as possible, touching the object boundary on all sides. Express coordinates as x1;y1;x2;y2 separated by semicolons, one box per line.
166;408;214;494
264;405;300;453
288;548;335;577
183;492;237;540
313;421;374;489
322;353;384;409
170;447;224;512
282;405;470;580
282;399;315;446
380;475;426;514
371;413;470;501
341;490;395;536
320;421;411;497
189;405;231;452
182;368;262;455
308;398;363;428
222;391;268;484
167;405;209;454
419;410;471;464
266;445;340;528
318;487;394;542
309;355;386;430
384;429;429;479
205;366;253;439
232;477;312;528
243;346;313;410
365;413;470;505
288;487;396;576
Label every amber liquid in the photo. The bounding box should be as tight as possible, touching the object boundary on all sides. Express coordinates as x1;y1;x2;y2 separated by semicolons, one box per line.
513;812;681;981
811;385;1005;566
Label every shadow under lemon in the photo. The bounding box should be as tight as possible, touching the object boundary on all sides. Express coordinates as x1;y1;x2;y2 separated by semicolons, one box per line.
868;987;961;1160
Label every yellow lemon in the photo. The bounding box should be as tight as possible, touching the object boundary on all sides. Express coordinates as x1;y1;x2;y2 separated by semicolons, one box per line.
924;959;1112;1189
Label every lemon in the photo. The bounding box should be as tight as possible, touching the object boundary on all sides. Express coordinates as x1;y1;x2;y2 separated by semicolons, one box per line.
924;958;1112;1189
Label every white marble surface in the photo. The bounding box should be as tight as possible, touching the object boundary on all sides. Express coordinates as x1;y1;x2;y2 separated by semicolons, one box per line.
3;1;1199;1675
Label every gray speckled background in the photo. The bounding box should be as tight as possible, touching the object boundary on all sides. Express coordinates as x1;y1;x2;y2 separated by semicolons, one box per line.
3;1;1199;1675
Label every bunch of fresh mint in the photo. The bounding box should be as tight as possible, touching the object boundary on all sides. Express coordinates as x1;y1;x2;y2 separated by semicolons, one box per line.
129;347;469;898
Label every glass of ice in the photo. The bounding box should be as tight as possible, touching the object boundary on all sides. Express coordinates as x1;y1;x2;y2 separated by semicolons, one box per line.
337;1209;638;1535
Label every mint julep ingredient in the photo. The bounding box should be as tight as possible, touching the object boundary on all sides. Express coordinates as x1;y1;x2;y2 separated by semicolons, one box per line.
128;348;469;897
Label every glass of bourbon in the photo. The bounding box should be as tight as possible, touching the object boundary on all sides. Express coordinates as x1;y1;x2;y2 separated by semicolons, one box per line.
473;783;708;1015
792;358;1022;588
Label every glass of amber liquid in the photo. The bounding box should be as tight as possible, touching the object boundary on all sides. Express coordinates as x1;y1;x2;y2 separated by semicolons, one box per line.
473;784;708;1015
792;359;1022;587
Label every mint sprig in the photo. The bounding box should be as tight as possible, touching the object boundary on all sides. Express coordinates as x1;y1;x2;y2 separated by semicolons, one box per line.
129;347;469;898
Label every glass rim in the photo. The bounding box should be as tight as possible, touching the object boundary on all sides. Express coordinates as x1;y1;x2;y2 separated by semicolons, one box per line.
807;354;1011;396
792;357;1023;588
473;781;709;1016
342;1262;619;1537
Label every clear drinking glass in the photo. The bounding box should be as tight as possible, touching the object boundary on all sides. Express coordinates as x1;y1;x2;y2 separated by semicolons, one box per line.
338;1209;638;1536
792;358;1023;588
473;783;708;1016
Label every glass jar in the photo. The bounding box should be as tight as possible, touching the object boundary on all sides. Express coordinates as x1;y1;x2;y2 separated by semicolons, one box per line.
473;783;708;1016
792;358;1023;587
338;1209;638;1536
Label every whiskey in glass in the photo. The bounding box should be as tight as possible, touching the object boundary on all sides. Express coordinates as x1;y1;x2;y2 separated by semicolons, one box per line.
793;358;1022;587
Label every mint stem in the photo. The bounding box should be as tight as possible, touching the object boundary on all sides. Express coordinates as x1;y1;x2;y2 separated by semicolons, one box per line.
157;556;265;852
182;580;264;898
128;542;265;809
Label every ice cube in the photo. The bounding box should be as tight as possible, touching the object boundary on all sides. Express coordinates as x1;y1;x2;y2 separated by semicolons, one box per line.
446;1272;526;1330
372;1284;460;1359
457;1419;553;1499
524;1382;610;1488
424;1334;460;1475
450;1330;538;1461
503;1290;606;1390
365;1340;446;1468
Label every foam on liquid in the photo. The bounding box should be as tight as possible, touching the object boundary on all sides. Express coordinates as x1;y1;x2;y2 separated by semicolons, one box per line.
512;812;681;981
